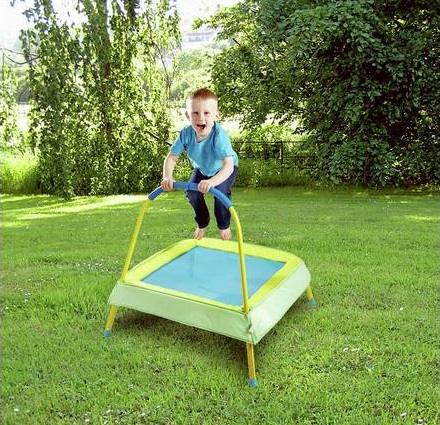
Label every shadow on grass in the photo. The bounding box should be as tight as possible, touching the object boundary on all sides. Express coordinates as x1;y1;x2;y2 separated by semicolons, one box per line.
112;309;248;377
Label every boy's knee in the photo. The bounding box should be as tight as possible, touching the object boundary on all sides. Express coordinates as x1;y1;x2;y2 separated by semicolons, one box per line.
185;189;202;203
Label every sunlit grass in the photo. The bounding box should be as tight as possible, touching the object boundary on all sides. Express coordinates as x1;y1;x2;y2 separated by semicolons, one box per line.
1;187;439;424
0;151;40;194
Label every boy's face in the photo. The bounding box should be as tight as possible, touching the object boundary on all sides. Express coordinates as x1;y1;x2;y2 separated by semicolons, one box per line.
185;98;219;141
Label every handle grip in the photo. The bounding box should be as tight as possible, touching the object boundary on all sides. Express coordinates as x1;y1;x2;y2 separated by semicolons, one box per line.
148;181;232;208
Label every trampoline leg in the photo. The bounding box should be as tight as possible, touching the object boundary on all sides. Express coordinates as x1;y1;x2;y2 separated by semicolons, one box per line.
306;286;317;307
246;343;258;388
103;305;118;337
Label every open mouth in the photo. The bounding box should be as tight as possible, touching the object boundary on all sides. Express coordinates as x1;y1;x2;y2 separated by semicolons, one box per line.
196;124;207;131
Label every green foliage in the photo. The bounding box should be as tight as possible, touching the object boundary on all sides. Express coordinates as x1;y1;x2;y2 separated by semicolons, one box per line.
235;158;311;187
0;150;40;194
232;124;312;187
0;65;22;150
233;123;295;157
170;49;214;104
20;0;180;198
205;0;440;187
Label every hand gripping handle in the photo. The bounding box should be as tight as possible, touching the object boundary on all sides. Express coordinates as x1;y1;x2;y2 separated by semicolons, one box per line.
148;181;232;208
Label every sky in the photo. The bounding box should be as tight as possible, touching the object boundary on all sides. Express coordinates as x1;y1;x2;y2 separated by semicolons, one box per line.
0;0;238;50
1;1;31;38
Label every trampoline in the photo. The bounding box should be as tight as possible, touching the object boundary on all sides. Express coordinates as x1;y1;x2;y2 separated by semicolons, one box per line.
104;182;315;387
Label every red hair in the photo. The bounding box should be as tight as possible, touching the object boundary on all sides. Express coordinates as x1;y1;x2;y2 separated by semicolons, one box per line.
188;88;218;103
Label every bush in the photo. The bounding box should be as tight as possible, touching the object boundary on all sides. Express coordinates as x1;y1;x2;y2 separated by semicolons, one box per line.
0;151;41;194
235;158;311;188
232;124;313;187
171;156;193;183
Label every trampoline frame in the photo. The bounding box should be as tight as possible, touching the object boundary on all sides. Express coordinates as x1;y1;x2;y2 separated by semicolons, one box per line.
104;182;315;387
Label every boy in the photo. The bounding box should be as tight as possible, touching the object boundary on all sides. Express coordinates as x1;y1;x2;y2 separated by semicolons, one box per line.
161;88;238;240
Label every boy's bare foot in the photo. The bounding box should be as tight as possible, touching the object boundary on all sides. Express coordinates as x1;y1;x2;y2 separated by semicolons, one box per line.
219;228;231;240
193;227;206;240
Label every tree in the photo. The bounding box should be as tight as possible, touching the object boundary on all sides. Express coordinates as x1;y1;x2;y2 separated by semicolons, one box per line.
203;0;440;186
170;48;215;104
0;65;20;150
18;0;180;197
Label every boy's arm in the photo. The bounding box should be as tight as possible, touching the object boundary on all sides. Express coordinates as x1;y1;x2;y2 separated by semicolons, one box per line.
198;156;234;193
161;152;179;191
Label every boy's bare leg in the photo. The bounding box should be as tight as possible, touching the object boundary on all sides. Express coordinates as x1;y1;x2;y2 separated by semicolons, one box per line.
219;227;231;240
193;227;206;240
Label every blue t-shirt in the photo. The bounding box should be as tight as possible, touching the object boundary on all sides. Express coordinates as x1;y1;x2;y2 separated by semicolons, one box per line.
170;122;238;177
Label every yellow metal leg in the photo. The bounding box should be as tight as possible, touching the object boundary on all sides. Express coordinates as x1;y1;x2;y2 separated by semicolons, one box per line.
103;305;118;337
246;343;258;387
306;286;317;307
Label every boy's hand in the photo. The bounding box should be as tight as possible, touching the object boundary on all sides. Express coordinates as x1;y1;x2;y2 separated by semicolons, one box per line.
198;180;212;194
161;178;174;191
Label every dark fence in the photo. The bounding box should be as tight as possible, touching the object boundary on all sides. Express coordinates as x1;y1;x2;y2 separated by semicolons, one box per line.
231;139;314;172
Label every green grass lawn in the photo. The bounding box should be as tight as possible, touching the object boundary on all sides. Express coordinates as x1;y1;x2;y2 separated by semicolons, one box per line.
1;187;439;424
